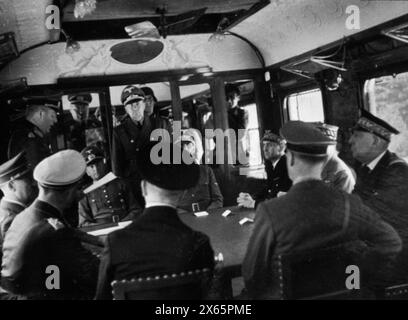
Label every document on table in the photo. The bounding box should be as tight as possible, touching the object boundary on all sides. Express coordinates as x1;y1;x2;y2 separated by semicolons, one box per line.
87;221;133;236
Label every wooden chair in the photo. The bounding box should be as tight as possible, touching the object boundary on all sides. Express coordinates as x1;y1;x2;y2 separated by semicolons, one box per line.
111;268;212;300
273;242;371;300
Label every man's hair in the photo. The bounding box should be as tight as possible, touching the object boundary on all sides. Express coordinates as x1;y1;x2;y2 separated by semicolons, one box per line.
225;84;240;97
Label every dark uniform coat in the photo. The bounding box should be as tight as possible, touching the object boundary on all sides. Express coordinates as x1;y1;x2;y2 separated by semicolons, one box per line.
95;206;214;300
353;150;408;282
322;154;355;193
78;178;141;227
0;199;26;254
243;180;402;299
8;120;51;168
111;117;153;203
177;165;223;213
1;200;99;299
254;155;292;206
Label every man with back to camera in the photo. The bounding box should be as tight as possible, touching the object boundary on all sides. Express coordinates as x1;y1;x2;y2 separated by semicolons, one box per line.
0;152;36;251
1;150;99;299
237;131;292;208
8;98;59;168
349;109;408;282
242;121;402;299
315;122;355;193
78;145;141;227
95;141;215;299
111;85;153;205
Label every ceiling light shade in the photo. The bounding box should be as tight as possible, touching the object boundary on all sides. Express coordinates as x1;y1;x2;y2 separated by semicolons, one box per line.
110;39;164;64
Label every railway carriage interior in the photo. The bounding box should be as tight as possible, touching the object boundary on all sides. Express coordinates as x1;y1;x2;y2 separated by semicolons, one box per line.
1;0;408;300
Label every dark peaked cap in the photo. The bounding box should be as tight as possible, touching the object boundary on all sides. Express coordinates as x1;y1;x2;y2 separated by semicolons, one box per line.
0;152;31;185
353;109;399;142
280;121;336;157
136;141;200;190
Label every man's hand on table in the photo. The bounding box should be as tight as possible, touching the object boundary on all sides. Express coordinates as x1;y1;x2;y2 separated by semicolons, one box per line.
237;192;255;209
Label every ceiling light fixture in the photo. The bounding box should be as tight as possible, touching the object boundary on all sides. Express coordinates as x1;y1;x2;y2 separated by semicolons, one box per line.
61;29;80;54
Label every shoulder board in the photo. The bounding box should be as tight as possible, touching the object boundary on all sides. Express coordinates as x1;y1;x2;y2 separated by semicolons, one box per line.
47;218;65;230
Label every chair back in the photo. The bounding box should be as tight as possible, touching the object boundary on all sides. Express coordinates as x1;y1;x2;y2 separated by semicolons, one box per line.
111;268;212;300
274;242;366;300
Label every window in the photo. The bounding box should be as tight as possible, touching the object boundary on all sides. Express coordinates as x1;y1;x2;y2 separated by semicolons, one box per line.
242;103;262;167
364;72;408;162
284;88;325;122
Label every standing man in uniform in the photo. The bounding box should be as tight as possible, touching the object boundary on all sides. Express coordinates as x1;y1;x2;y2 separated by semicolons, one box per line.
78;145;141;227
1;150;99;299
237;131;292;208
111;85;153;205
0;152;36;250
225;84;249;165
65;94;102;152
8;99;59;168
242;121;401;299
96;142;215;299
349;109;408;282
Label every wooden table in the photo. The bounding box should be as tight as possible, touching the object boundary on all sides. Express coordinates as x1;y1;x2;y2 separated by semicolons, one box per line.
179;206;255;273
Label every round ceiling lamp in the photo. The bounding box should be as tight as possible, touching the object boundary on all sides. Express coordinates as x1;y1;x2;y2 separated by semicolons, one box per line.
110;39;164;64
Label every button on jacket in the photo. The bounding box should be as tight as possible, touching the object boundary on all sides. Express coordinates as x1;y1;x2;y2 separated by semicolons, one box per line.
1;200;99;299
177;165;223;213
78;178;142;227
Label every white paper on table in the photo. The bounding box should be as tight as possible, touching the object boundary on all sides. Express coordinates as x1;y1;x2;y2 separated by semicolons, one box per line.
239;217;254;225
87;220;133;236
194;211;209;217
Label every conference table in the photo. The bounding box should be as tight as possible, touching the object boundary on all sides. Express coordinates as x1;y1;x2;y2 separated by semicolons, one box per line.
80;206;256;298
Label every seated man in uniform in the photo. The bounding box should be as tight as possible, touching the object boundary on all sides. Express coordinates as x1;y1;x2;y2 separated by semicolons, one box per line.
242;121;401;299
0;152;36;251
78;145;141;227
176;129;223;213
96;142;215;299
237;131;291;208
349;109;408;282
315;122;355;193
1;150;99;299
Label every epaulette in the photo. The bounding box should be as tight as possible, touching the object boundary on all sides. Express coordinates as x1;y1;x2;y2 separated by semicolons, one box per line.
47;218;65;230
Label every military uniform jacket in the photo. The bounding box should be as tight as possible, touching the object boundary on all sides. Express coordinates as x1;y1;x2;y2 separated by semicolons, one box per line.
254;155;292;206
353;151;408;281
78;178;141;227
111;116;152;178
8;120;51;168
95;206;215;299
1;200;99;299
0;199;26;254
321;154;355;193
242;180;401;299
177;165;223;213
